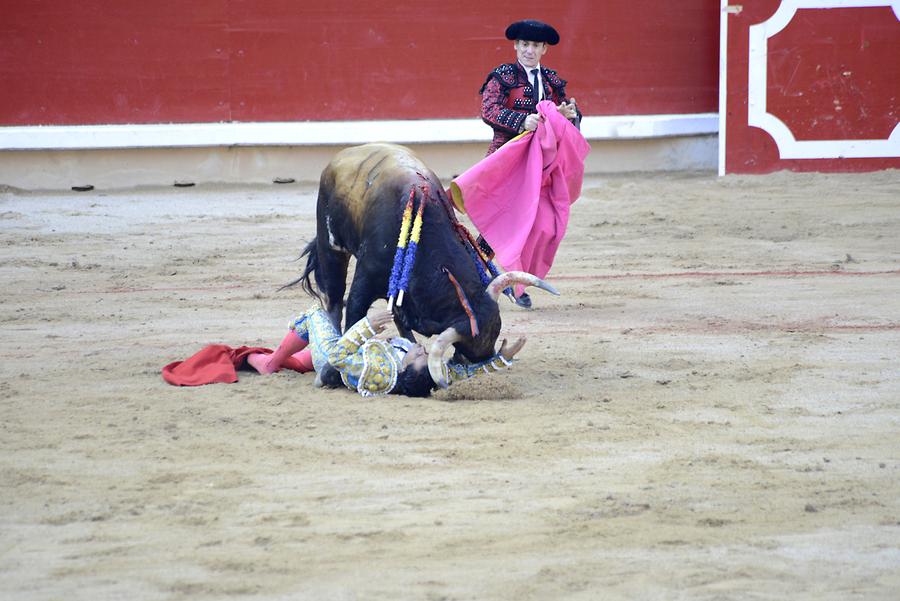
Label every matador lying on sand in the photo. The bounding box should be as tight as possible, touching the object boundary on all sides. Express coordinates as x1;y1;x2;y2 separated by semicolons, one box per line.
247;305;525;398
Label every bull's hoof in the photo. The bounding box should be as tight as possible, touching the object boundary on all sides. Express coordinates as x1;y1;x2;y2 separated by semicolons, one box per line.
515;292;532;309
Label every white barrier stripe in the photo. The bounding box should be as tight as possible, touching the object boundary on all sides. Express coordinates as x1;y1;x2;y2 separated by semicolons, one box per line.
0;114;718;151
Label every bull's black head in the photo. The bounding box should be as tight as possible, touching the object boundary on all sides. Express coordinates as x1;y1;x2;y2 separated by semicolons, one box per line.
422;269;559;388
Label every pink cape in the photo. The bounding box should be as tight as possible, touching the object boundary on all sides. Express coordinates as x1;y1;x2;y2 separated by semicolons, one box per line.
162;345;313;386
451;100;589;290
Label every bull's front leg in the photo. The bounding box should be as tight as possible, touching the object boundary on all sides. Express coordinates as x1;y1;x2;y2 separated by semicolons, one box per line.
344;262;390;332
345;267;418;344
314;240;350;332
394;323;417;344
391;307;417;343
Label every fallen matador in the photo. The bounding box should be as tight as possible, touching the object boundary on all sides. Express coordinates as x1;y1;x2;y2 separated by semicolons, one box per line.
247;305;525;398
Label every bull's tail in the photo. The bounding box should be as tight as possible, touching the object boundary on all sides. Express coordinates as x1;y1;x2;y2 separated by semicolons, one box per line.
279;238;323;303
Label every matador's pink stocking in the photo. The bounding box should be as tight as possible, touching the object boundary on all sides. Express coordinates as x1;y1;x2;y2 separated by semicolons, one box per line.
291;348;314;372
247;331;308;374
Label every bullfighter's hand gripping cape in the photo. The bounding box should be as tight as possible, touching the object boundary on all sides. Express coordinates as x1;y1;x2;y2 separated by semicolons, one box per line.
451;100;589;293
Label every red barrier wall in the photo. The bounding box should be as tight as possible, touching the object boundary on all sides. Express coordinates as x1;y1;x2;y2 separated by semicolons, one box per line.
0;1;718;126
723;1;900;173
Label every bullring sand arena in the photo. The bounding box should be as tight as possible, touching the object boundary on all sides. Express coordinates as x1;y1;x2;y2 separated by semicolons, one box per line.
2;169;899;599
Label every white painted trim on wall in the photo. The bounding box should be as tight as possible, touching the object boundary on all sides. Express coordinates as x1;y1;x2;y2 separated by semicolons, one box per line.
719;0;732;176
747;0;900;159
0;113;718;151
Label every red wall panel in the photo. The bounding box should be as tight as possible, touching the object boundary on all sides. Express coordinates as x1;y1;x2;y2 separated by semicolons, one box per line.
0;1;718;126
766;7;900;141
0;2;231;125
724;1;900;173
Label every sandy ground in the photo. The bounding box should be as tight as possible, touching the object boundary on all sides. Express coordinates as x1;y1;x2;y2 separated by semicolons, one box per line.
2;168;899;600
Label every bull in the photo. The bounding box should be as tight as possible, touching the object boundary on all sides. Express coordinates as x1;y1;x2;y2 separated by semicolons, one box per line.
292;143;557;387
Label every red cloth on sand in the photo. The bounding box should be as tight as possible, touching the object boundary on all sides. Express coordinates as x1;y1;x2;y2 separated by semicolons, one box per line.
162;345;313;386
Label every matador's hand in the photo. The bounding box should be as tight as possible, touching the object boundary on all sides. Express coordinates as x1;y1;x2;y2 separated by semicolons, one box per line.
522;113;542;132
367;310;394;334
558;98;578;120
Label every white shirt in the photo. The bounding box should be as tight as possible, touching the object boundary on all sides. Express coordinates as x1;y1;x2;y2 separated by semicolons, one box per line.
519;62;543;101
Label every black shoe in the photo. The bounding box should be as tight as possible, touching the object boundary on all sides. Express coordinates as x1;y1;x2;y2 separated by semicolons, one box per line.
315;364;344;388
515;292;532;309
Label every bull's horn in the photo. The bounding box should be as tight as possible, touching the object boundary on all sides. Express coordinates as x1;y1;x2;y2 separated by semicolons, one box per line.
427;327;464;389
486;271;560;302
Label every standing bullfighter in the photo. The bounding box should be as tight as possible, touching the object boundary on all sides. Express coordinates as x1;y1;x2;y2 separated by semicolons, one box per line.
480;19;581;156
477;19;585;309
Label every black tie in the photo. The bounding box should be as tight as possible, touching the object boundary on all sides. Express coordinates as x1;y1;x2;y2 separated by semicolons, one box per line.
530;68;540;105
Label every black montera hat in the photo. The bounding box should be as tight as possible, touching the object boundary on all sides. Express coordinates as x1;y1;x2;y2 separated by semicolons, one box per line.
505;20;560;45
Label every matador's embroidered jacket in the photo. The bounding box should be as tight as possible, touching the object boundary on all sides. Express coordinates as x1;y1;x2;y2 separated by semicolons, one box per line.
292;308;514;397
480;62;581;155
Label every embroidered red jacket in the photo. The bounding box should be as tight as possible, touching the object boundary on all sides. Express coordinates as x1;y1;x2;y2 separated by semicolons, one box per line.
480;62;580;155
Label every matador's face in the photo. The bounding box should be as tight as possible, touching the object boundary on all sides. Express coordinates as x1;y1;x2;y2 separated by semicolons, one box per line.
401;344;428;372
514;39;547;68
